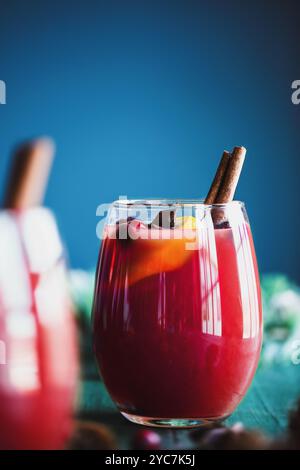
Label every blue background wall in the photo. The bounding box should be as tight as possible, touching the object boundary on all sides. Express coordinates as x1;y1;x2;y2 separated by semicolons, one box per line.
0;0;299;280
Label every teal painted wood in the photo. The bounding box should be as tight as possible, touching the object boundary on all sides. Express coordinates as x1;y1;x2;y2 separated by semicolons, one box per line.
78;364;300;437
226;364;300;436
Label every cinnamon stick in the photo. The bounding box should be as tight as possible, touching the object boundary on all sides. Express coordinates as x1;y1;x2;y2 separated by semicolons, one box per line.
3;138;55;209
214;146;246;203
204;150;231;204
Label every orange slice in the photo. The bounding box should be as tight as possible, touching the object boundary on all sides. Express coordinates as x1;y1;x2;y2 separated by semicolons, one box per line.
127;232;196;285
175;216;197;229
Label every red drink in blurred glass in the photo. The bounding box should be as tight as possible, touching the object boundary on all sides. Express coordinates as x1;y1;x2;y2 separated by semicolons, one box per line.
0;209;77;449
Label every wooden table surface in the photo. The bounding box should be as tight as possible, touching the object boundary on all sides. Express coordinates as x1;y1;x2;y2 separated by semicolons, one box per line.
78;362;300;449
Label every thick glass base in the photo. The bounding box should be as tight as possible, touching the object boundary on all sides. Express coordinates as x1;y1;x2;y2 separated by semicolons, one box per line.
121;412;227;428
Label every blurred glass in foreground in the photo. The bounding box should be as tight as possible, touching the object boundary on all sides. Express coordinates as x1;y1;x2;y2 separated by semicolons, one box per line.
0;139;78;449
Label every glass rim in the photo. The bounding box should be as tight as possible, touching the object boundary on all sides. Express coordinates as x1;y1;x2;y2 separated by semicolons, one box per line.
112;198;245;209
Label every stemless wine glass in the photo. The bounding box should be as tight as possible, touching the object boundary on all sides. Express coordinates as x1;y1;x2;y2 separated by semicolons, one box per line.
92;199;262;428
0;208;77;449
